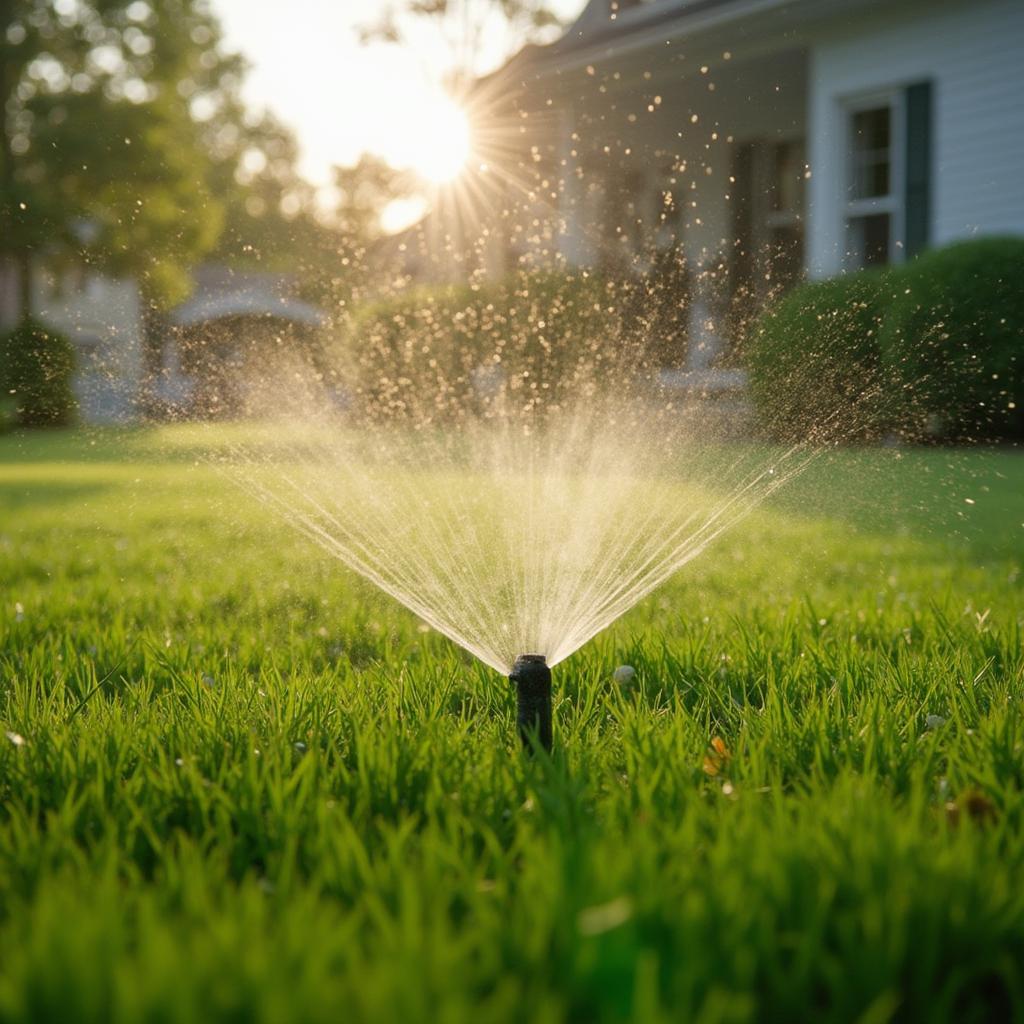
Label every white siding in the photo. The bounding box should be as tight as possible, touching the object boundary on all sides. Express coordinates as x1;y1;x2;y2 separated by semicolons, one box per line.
806;0;1024;277
34;271;144;422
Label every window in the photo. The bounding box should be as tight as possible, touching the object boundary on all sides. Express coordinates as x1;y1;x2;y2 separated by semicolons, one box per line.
845;96;902;268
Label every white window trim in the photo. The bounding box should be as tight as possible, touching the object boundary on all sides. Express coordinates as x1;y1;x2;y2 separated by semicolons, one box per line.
842;89;906;268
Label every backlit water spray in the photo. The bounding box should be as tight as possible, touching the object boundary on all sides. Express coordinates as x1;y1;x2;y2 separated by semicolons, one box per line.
208;274;850;750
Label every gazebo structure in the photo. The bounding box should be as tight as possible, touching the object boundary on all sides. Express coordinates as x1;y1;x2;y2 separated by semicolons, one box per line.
166;266;327;418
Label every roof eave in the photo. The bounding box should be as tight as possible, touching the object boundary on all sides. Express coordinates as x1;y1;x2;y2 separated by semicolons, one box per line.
536;0;792;78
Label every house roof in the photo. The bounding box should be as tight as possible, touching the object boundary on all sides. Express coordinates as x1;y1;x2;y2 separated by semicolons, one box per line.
554;0;747;56
170;265;325;329
486;0;878;85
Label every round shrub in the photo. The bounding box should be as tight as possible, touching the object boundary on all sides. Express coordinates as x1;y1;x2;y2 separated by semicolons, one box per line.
879;237;1024;442
1;319;77;427
747;270;897;443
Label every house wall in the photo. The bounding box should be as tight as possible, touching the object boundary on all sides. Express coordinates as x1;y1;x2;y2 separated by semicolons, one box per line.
807;0;1024;276
34;270;144;422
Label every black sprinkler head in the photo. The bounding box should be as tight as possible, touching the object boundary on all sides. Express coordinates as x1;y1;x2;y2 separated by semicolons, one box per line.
510;654;552;753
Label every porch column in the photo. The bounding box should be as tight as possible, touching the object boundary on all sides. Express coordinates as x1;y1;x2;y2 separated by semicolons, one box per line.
684;258;727;373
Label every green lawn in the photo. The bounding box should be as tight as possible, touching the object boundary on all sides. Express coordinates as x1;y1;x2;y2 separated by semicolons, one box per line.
1;428;1023;1024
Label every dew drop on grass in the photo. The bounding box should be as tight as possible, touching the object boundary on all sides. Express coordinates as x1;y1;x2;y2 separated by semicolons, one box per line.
577;897;633;936
210;331;841;674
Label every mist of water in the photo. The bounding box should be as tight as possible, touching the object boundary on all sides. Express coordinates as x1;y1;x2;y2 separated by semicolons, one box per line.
214;351;828;673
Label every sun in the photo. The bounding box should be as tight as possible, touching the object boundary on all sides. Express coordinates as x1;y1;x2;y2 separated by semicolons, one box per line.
386;94;472;185
417;98;472;183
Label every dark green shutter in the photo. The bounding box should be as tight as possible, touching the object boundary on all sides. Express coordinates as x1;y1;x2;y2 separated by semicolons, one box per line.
904;80;932;259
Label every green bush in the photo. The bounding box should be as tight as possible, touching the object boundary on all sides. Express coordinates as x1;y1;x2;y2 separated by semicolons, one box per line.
746;270;896;443
748;237;1024;444
341;271;629;424
1;318;77;427
879;237;1024;442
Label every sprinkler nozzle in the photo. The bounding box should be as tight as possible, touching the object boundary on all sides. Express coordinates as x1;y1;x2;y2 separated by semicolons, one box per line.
510;654;552;752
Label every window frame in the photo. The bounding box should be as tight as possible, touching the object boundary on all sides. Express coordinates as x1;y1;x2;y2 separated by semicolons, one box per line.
842;89;905;269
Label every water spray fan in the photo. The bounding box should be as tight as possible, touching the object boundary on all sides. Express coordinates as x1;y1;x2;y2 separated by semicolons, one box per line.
220;324;826;756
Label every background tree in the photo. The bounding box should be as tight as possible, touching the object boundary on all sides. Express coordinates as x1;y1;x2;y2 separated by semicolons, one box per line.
1;0;432;398
359;0;566;85
204;118;417;312
0;0;304;408
0;1;243;320
325;154;416;296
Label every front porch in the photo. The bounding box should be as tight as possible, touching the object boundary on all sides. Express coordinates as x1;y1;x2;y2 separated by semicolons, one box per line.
559;42;810;387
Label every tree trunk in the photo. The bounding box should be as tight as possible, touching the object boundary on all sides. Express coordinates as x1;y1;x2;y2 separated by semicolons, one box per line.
0;258;18;331
16;247;31;323
1;33;30;326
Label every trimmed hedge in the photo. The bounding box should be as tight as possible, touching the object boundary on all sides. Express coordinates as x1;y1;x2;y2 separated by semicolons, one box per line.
880;238;1024;442
340;272;630;424
747;270;897;443
748;237;1024;443
0;319;76;428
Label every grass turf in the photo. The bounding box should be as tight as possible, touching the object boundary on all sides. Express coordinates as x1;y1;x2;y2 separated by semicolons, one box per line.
1;428;1022;1023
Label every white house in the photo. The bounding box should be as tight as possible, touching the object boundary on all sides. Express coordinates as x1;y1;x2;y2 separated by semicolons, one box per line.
473;0;1024;374
16;266;145;423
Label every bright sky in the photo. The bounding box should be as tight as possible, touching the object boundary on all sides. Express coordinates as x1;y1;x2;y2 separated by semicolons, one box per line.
213;0;584;191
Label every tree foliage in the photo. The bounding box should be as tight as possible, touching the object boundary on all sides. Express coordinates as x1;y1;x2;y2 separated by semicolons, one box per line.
359;0;565;81
0;0;433;330
0;0;243;311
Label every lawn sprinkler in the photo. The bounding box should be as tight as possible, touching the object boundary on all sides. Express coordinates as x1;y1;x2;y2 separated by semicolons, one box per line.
509;654;552;752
